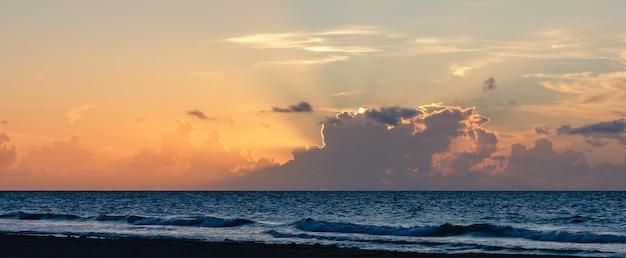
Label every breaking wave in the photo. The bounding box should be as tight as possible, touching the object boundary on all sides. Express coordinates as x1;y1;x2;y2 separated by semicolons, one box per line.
0;212;82;221
0;212;254;228
293;218;626;244
265;230;606;256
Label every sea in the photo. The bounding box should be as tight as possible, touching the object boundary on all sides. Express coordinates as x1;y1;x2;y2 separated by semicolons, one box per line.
0;191;625;257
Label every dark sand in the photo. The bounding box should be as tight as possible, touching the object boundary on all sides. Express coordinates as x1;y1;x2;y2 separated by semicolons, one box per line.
0;234;586;258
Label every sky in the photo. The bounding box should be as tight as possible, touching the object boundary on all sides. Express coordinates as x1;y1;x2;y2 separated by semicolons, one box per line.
1;0;626;190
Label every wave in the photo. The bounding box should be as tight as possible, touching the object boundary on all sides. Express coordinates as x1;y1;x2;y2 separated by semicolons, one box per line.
266;230;427;245
126;216;254;227
0;212;83;221
0;212;254;228
265;230;605;256
294;218;626;244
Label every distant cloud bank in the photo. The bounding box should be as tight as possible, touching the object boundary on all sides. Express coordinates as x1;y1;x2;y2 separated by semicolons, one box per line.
217;105;626;190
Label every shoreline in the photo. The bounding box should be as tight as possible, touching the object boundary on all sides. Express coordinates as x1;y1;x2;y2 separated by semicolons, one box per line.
0;234;587;258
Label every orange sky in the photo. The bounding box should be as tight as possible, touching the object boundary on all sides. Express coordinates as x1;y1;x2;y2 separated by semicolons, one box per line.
1;1;625;190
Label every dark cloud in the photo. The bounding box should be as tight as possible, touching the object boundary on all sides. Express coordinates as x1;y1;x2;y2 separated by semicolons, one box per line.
556;125;572;135
482;77;497;91
500;138;625;189
0;132;17;168
272;101;313;113
1;120;8;126
559;119;625;135
535;127;549;135
364;106;422;126
214;105;626;190
186;109;214;120
507;139;588;175
217;106;504;190
557;119;626;146
585;138;608;148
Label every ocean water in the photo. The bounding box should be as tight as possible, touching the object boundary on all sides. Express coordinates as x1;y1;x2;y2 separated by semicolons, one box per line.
0;191;624;257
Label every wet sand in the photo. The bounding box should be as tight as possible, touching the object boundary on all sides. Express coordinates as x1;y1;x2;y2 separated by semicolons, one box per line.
0;234;585;258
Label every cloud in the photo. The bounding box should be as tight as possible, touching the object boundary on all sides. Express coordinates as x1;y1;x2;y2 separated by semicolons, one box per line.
214;104;626;190
404;46;481;56
255;56;348;66
516;71;626;121
124;119;277;187
272;101;313;113
217;105;505;190
363;106;422;126
555;125;572;135
482;77;497;91
67;105;94;124
302;46;381;53
558;119;625;135
449;58;502;77
186;109;213;121
227;32;380;53
407;32;594;59
331;90;363;97
521;72;593;80
3;120;278;189
404;37;483;56
500;138;625;189
0;132;17;169
1;120;8;126
226;33;323;49
25;134;93;171
585;138;608;148
226;27;390;66
229;24;624;72
534;127;549;135
507;139;587;175
557;119;626;146
312;26;382;36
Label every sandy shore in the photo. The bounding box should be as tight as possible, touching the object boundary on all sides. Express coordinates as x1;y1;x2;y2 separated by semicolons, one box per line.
0;234;585;258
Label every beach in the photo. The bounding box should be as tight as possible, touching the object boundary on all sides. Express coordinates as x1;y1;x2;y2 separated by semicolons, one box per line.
0;234;586;258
